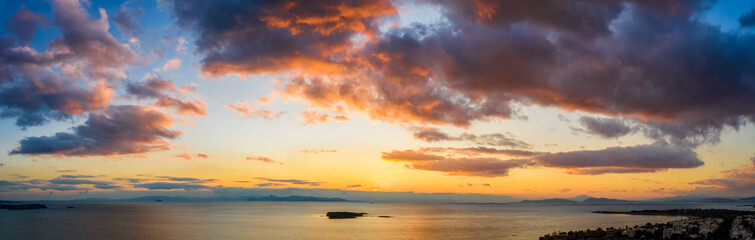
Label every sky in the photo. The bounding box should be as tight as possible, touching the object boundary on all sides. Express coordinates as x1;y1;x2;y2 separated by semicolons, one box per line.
1;0;754;202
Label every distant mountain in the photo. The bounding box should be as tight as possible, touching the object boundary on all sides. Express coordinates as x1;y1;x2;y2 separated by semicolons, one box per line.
568;195;594;202
246;195;351;202
650;195;755;203
519;198;576;203
122;196;247;202
583;197;632;203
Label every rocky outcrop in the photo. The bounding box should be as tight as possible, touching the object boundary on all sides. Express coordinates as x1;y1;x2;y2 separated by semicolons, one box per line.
326;212;367;219
0;203;47;210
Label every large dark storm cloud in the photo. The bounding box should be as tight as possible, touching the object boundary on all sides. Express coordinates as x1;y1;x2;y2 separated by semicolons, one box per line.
10;105;181;156
169;0;755;143
383;144;702;177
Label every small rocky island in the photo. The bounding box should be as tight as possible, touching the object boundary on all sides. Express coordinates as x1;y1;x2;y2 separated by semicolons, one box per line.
541;209;755;239
326;212;367;219
0;203;47;210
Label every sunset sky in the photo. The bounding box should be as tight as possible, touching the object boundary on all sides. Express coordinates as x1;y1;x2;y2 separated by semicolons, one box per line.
1;0;754;201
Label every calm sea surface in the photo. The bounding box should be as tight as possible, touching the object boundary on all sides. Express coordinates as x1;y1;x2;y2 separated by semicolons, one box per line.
1;201;750;239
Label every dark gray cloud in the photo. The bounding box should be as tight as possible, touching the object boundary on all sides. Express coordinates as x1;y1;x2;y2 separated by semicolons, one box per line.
535;144;703;173
433;147;539;157
112;6;143;37
413;128;531;148
255;177;324;186
384;144;703;177
0;43;113;127
126;76;206;116
133;182;210;191
155;176;216;183
578;116;634;138
0;176;125;191
170;0;755;144
6;5;45;42
405;158;535;177
112;178;147;183
567;167;661;175
382;148;535;177
10;105;181;156
60;175;95;178
169;0;394;76
10;174;29;179
255;183;286;187
740;9;755;27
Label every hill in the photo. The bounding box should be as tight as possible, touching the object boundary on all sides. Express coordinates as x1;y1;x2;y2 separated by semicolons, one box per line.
246;195;351;202
519;198;576;203
582;197;632;203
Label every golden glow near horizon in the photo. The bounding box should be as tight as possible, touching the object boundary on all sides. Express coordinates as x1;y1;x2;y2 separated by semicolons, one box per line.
1;0;755;201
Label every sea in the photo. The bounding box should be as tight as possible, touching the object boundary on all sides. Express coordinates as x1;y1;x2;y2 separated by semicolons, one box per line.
1;201;750;240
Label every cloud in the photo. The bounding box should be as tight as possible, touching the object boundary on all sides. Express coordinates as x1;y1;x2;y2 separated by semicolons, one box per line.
10;174;29;179
55;169;77;173
169;0;396;76
133;182;209;191
168;0;755;143
578;116;634;138
412;128;531;148
60;175;95;178
174;153;192;160
113;178;147;183
6;5;46;42
299;149;337;154
10;105;182;156
382;148;535;177
246;156;281;164
740;9;755;27
126;75;206;116
227;100;285;120
535;144;704;175
1;0;141;128
301;111;329;125
162;58;182;71
112;6;143;37
381;149;446;162
155;176;216;183
406;158;535;177
346;184;363;188
196;153;209;159
0;57;115;127
383;147;537;162
255;183;286;187
51;0;139;77
692;157;755;193
175;37;187;52
383;144;703;177
255;177;324;186
48;176;121;189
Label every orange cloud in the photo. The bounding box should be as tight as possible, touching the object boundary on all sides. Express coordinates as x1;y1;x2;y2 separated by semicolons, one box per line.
246;156;282;165
299;149;337;154
301;111;330;125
